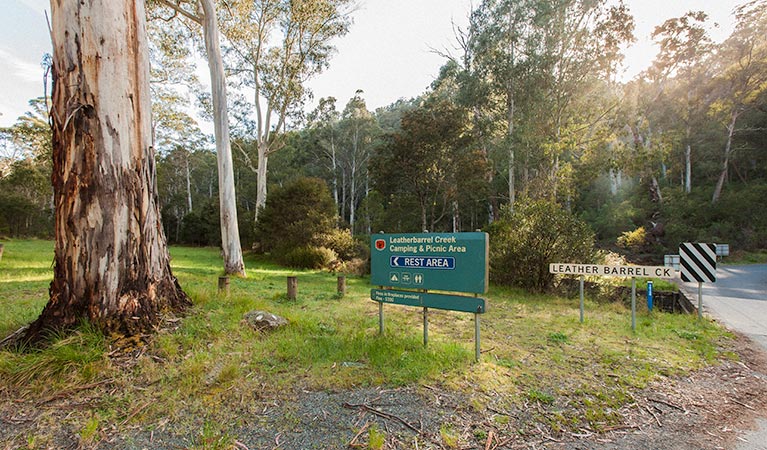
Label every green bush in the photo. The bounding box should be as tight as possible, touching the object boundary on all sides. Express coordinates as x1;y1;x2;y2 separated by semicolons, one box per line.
179;200;221;246
280;246;337;269
255;177;337;254
315;228;358;260
616;226;647;250
487;199;595;292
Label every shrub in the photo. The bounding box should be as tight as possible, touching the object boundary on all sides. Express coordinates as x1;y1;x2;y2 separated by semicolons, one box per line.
180;200;221;246
315;228;358;260
616;226;647;250
487;199;595;292
255;177;337;254
280;246;337;269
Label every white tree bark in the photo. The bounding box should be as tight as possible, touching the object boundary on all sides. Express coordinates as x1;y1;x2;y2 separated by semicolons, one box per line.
255;141;268;222
199;0;245;275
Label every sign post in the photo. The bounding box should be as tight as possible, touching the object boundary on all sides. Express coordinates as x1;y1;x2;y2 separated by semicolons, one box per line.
550;263;677;329
631;277;637;331
579;275;585;323
371;232;489;362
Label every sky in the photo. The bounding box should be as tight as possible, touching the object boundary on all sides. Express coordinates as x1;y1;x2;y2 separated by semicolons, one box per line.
0;0;740;129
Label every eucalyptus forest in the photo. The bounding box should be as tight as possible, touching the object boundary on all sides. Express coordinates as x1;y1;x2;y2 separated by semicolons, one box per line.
2;0;766;271
1;1;767;446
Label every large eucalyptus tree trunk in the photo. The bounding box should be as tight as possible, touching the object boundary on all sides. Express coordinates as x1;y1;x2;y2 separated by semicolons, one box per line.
23;0;190;344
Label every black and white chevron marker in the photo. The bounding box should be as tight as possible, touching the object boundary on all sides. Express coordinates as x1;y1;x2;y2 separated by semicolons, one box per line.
679;243;716;283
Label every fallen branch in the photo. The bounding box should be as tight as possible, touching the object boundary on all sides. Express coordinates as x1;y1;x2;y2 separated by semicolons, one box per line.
120;400;151;426
0;325;29;349
647;397;686;413
645;405;662;427
730;398;755;410
36;379;115;405
484;430;494;450
343;402;421;434
348;421;370;448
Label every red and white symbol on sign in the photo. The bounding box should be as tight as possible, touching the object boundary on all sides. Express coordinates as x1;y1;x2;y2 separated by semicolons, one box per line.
375;239;386;251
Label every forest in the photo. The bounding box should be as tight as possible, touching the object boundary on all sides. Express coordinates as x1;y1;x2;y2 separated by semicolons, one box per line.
1;0;766;267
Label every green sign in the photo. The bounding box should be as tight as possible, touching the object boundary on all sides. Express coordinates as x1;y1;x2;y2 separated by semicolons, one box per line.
371;289;487;313
370;232;488;294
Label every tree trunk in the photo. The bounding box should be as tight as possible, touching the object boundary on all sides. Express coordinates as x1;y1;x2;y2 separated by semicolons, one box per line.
349;156;356;232
200;0;245;275
684;141;691;194
712;109;739;204
331;133;339;209
185;154;193;212
23;0;190;344
254;141;268;222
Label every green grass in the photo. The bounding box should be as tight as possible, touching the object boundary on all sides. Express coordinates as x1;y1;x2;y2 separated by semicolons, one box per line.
0;239;736;447
727;249;767;265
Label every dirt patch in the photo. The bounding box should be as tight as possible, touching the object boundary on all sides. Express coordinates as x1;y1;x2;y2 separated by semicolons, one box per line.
3;333;767;449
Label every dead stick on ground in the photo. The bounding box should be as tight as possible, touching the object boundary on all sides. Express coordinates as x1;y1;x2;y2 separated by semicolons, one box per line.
645;405;662;427
120;400;152;426
730;398;755;410
343;402;421;434
348;421;370;448
484;430;494;450
647;397;687;413
37;379;115;405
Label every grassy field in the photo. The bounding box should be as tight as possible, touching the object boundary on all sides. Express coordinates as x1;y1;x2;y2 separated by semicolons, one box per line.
0;239;733;448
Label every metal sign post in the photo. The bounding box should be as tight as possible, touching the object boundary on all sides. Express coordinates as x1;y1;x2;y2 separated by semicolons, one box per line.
631;277;637;331
698;282;703;321
474;313;481;362
550;263;675;328
579;275;585;323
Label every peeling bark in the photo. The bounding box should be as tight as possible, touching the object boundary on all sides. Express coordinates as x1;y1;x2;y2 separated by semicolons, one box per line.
22;0;190;345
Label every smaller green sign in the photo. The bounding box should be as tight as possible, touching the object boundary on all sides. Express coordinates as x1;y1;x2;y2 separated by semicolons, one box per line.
371;289;487;314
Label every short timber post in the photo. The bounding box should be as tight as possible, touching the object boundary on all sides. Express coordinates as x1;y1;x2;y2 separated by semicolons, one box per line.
337;276;346;296
0;243;4;263
218;276;230;296
287;276;298;301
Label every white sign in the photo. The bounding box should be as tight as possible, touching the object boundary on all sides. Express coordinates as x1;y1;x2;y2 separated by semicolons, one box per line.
549;263;676;279
664;254;680;270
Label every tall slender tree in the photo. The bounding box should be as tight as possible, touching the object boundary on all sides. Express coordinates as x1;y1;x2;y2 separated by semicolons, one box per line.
152;0;245;275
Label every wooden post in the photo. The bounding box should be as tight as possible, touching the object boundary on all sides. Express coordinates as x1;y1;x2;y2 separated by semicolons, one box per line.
287;276;298;300
337;276;346;296
0;243;4;263
218;276;230;296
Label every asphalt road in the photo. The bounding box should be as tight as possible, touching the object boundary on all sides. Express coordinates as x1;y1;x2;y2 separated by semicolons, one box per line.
682;264;767;350
679;263;767;450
